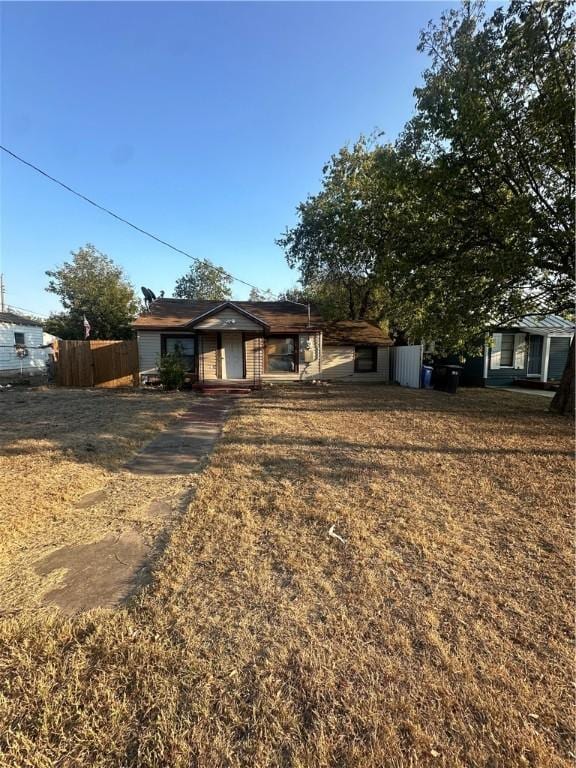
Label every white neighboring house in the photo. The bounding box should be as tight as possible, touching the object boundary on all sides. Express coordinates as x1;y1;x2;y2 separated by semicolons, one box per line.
0;310;51;383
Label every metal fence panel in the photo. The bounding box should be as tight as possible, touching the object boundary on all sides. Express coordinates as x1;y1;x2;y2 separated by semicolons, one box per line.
392;345;423;388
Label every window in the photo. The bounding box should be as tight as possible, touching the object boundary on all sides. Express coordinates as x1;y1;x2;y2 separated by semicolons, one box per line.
163;336;196;372
500;333;515;367
355;346;377;373
265;336;298;373
14;332;25;346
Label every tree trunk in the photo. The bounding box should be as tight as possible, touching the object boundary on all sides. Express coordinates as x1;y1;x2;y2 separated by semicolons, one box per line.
550;338;574;416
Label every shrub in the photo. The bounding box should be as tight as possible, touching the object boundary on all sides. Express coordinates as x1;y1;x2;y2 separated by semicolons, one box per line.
157;351;187;390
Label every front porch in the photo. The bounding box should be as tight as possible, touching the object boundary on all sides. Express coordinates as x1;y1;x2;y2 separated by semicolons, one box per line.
196;330;263;388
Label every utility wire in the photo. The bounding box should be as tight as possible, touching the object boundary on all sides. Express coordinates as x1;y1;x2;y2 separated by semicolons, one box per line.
7;304;48;319
0;144;279;298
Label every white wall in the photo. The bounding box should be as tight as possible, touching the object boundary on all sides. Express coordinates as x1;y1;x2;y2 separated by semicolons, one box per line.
0;323;46;373
320;345;389;381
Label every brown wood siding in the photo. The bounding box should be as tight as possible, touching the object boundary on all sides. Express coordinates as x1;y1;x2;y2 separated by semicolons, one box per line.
199;332;218;380
244;333;264;384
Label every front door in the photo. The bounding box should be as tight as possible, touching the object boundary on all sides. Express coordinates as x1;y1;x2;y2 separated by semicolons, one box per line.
222;332;244;379
527;334;543;375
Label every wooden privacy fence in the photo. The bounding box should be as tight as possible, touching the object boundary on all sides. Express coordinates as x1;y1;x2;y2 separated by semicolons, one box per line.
54;340;139;388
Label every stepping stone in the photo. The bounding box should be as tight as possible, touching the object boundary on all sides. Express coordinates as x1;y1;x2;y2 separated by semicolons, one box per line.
125;399;232;476
74;489;106;509
143;499;174;520
35;530;150;613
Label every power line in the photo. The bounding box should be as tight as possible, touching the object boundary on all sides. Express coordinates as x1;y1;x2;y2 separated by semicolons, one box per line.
0;144;278;298
6;303;48;319
2;289;49;318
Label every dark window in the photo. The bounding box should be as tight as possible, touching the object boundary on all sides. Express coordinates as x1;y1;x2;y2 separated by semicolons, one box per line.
14;332;25;346
163;336;196;372
265;336;298;373
355;346;377;373
500;334;515;367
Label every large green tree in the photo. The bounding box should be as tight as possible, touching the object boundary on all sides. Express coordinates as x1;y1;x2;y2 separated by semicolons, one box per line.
280;0;574;411
402;0;574;410
278;137;415;331
44;244;140;339
174;260;232;300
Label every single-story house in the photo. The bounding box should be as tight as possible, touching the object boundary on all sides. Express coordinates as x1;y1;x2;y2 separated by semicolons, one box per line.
132;299;392;387
0;310;50;383
458;315;574;387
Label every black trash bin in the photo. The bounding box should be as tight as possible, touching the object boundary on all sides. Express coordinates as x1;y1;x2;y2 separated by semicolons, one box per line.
433;364;462;394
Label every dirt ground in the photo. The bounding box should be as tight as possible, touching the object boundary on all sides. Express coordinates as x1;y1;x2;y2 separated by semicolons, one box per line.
0;384;573;767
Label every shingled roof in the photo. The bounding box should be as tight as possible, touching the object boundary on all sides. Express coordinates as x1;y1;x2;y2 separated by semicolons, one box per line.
0;310;43;327
132;300;324;332
322;320;391;346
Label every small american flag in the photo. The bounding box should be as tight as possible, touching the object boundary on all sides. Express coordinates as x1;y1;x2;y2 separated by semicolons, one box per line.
83;315;91;339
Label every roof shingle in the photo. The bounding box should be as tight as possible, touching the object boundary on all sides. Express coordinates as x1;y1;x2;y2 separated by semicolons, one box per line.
322;320;392;346
132;300;323;332
0;310;43;327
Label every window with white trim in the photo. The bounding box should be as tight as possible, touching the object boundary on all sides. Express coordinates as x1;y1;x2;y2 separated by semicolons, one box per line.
500;333;515;367
14;332;25;346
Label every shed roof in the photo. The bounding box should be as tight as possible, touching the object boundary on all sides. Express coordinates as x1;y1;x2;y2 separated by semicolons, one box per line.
322;320;392;346
0;310;43;327
132;299;323;332
515;315;575;333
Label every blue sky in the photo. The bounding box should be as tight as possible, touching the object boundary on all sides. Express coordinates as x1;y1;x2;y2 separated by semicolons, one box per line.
1;1;462;317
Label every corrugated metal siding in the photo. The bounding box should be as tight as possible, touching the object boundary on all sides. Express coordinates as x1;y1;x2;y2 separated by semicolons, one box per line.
195;307;262;331
548;337;571;380
392;345;422;388
136;331;161;372
0;323;47;372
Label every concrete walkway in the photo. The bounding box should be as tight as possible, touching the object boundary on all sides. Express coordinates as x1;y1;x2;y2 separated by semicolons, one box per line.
503;388;555;399
125;397;233;475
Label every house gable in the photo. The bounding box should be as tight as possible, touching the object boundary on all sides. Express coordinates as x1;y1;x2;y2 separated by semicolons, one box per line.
191;302;268;332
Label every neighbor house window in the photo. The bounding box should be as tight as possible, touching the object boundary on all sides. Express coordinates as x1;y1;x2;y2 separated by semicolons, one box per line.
265;336;298;373
14;332;25;346
355;346;377;373
163;336;196;372
500;334;515;367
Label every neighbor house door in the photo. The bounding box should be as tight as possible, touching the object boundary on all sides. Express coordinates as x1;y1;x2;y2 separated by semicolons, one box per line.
221;332;244;379
527;335;543;376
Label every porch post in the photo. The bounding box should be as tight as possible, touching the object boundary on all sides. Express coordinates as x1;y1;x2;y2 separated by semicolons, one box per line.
541;335;551;383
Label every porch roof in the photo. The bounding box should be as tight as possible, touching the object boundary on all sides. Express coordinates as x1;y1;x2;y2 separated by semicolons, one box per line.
491;314;575;335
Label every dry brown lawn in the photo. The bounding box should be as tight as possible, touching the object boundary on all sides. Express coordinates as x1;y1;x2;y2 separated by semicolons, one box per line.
0;384;573;767
0;387;191;610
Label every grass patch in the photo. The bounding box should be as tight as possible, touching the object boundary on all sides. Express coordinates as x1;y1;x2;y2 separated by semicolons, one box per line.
0;385;573;766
